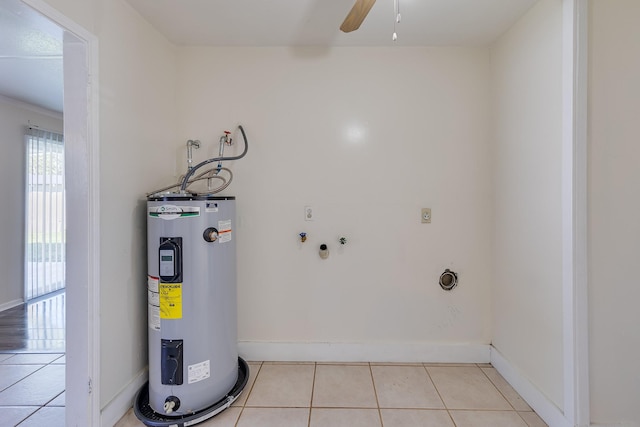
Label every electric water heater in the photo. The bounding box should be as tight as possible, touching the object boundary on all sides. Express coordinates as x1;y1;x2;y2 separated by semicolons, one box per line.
135;194;248;427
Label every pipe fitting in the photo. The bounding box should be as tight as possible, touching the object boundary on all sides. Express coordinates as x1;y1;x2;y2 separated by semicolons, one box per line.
319;244;329;259
186;139;201;171
439;269;458;291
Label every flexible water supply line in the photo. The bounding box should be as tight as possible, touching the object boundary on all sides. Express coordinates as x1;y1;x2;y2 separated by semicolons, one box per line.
179;125;248;192
146;167;232;196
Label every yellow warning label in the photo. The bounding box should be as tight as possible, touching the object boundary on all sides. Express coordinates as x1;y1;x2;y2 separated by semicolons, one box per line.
159;283;182;319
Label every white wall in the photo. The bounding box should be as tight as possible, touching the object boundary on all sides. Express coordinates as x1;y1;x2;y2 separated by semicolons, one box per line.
0;97;63;310
588;1;640;424
490;0;564;409
96;0;177;409
176;47;493;354
41;0;178;409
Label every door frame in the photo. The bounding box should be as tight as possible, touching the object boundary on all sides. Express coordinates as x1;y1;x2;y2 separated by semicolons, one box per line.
562;0;589;425
22;0;101;425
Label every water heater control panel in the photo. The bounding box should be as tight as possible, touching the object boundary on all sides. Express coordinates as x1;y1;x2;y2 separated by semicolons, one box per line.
159;237;182;283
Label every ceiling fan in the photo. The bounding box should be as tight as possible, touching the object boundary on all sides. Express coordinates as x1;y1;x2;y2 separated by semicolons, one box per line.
340;0;376;33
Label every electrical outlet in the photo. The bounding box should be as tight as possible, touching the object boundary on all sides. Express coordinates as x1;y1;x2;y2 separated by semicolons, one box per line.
421;208;431;223
305;206;314;221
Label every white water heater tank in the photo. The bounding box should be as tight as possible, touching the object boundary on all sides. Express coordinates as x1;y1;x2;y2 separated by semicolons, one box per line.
145;194;239;415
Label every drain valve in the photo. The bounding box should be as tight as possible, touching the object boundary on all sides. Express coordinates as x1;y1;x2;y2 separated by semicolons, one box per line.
164;396;180;414
439;269;458;291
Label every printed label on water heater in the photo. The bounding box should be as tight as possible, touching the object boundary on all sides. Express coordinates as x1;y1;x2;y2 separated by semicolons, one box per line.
147;290;159;306
148;304;160;331
148;205;200;220
148;275;159;293
218;220;232;243
147;276;161;330
159;283;182;319
188;360;211;384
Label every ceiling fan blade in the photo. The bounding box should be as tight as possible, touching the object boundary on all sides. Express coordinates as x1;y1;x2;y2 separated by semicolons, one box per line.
340;0;376;33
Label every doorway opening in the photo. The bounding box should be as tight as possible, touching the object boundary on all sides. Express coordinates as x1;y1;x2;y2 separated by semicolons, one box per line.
0;0;99;424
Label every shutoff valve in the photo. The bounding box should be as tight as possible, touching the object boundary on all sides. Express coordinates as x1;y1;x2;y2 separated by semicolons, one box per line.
221;131;233;146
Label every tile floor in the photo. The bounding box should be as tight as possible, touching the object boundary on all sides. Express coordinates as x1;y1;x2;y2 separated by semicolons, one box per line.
116;362;548;427
0;352;66;427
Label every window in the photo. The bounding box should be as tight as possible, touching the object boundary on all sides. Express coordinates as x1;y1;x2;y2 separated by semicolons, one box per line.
25;128;65;300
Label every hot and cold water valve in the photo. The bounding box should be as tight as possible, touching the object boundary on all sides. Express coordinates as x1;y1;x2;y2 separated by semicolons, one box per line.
298;234;347;259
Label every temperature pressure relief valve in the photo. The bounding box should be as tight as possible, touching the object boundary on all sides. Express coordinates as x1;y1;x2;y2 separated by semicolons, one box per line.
203;227;219;243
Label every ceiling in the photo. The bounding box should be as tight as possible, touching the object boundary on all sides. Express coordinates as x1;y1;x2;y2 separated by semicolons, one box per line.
0;0;63;112
126;0;538;47
0;0;539;113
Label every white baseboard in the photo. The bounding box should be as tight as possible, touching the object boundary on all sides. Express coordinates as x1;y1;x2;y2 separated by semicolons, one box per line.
238;341;490;364
100;368;148;427
0;299;23;312
490;346;571;427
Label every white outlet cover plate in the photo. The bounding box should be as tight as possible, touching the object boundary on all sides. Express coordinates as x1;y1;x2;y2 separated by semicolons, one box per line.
305;206;314;221
421;208;431;223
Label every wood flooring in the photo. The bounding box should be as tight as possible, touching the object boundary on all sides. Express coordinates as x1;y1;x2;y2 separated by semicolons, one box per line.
0;292;65;353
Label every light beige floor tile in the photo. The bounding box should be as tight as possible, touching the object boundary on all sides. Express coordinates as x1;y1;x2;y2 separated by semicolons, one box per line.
198;407;242;426
424;363;477;367
310;408;381;427
0;364;65;406
0;364;43;391
51;355;66;364
380;409;455;427
427;366;511;410
114;408;146;427
520;411;549;427
317;362;370;366
371;365;444;409
312;364;377;408
370;362;424;366
232;362;262;407
482;367;532;411
449;410;528;427
246;363;314;407
1;406;39;426
19;407;65;427
0;354;16;362
263;361;315;365
0;353;63;364
236;407;309;427
47;391;65;406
